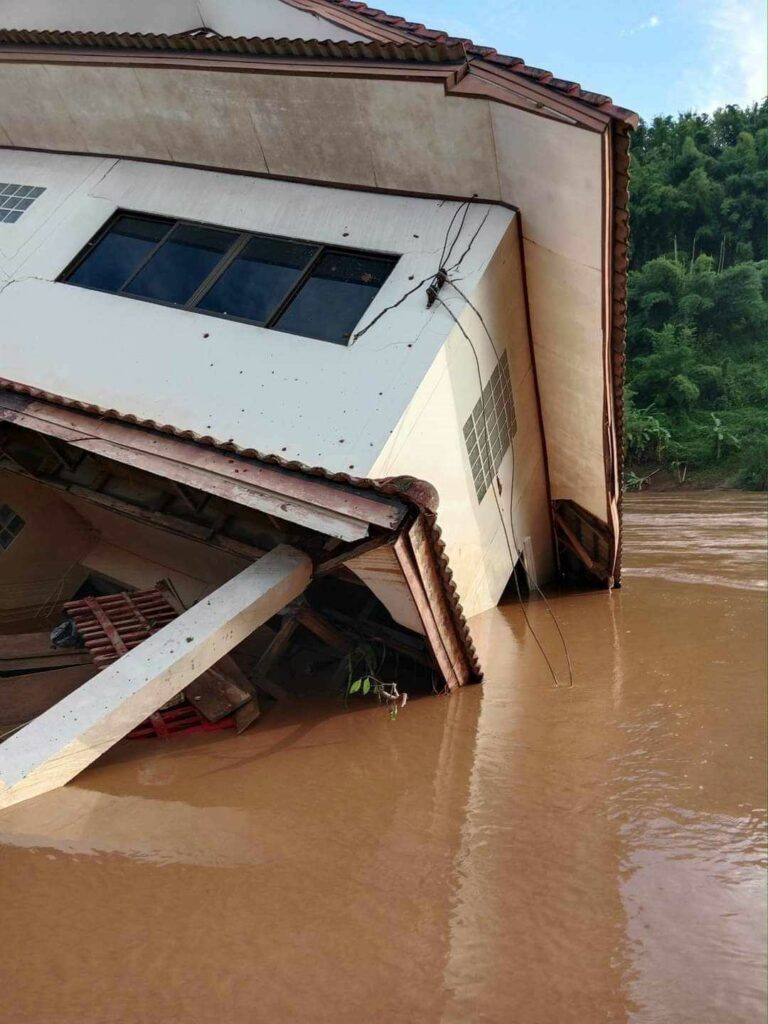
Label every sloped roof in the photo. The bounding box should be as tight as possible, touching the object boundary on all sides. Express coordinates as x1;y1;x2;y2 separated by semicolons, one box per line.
307;0;637;123
0;379;482;683
0;27;466;63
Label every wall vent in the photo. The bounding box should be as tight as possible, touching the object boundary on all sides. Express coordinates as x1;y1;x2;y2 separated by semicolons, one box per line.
462;350;517;503
0;183;46;223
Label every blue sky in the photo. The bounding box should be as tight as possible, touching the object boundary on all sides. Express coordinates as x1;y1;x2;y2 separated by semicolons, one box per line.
391;0;767;120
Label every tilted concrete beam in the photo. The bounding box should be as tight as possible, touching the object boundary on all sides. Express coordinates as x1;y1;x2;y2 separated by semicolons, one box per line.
0;545;312;810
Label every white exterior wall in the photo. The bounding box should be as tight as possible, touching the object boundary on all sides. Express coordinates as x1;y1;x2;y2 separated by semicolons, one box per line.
371;221;553;617
0;150;513;480
0;49;615;530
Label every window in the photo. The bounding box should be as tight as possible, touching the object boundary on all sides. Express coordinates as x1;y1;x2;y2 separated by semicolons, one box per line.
463;351;517;503
0;504;25;550
0;183;46;223
61;213;397;345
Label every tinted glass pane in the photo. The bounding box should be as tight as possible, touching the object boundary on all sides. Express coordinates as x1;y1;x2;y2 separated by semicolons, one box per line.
68;216;170;291
197;236;317;322
276;252;395;344
125;224;237;305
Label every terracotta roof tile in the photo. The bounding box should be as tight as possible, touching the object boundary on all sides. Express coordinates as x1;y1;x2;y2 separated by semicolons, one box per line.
319;0;636;121
0;27;467;64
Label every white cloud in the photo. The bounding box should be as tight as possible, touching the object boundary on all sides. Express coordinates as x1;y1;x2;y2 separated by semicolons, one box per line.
620;14;661;36
688;0;767;110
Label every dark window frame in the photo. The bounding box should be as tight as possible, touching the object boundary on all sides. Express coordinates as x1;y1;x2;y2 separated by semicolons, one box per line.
58;211;398;345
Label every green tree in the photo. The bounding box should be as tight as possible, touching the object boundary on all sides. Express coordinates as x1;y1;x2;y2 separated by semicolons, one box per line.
625;102;768;489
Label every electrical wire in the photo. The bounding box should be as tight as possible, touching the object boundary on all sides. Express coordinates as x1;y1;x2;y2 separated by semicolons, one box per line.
352;201;575;688
442;201;472;269
446;209;491;274
445;278;575;685
352;272;435;341
354;199;473;341
437;201;466;268
432;292;574;688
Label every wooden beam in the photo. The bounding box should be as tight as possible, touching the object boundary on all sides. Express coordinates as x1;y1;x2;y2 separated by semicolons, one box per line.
294;606;351;655
313;534;393;577
553;512;609;580
66;484;266;561
0;545;312;809
0;400;407;539
0;632;92;674
329;611;433;668
249;615;298;699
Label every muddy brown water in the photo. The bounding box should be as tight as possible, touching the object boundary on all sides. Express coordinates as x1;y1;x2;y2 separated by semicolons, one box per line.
0;492;765;1023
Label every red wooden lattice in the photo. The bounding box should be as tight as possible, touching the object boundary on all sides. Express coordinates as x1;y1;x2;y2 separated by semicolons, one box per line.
63;589;179;666
128;705;236;739
63;589;236;738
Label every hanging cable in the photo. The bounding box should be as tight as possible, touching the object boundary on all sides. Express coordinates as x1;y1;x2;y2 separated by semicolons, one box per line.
446;210;491;274
442;200;472;269
432;293;574;688
350;202;575;687
445;279;576;679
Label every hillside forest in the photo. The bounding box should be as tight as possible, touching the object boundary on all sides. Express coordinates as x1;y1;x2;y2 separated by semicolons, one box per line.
625;100;768;489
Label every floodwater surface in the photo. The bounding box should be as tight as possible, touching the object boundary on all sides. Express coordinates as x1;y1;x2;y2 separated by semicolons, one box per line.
0;492;765;1023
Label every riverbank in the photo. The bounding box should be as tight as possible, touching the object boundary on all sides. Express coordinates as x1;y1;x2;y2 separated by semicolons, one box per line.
626;464;766;492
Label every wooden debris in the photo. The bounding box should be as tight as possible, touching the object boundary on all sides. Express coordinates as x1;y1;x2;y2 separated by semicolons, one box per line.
0;545;313;809
0;664;97;735
0;632;91;675
185;664;252;723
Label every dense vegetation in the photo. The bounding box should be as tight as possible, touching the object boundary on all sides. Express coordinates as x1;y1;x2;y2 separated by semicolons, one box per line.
625;100;768;489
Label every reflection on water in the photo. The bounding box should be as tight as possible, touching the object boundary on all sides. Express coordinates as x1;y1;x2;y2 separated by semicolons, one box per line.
0;492;765;1023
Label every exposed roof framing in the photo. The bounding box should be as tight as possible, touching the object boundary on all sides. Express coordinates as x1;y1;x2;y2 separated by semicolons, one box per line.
0;384;481;686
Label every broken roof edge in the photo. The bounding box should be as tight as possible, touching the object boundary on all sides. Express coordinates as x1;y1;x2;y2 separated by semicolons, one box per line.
311;0;639;126
0;379;482;684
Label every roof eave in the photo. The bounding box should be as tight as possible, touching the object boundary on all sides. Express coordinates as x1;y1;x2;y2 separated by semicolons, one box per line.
0;381;482;686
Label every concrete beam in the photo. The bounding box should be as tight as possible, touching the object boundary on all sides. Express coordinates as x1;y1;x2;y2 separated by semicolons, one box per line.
0;545;312;810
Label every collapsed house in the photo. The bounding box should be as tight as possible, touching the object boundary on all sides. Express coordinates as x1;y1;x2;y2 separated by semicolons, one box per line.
0;0;637;808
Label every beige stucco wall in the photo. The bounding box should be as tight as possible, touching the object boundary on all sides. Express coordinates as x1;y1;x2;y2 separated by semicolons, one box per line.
490;104;608;520
64;495;250;608
0;470;250;620
0;150;512;480
371;220;553;617
0;471;94;618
